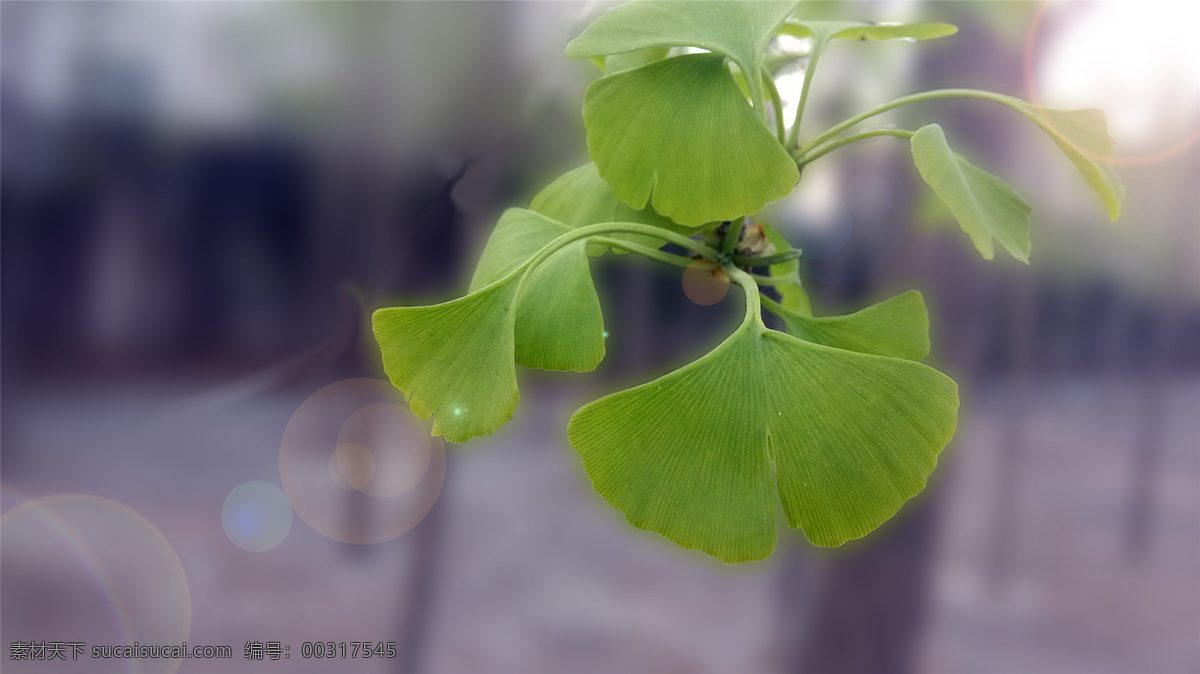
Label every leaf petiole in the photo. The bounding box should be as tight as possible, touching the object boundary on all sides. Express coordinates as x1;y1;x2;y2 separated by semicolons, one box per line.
727;266;765;328
592;237;697;269
746;272;803;287
762;66;786;144
733;248;801;267
798;128;915;166
801;88;1041;154
785;35;827;149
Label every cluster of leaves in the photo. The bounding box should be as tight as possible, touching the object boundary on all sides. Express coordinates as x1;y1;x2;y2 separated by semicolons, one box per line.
373;0;1123;563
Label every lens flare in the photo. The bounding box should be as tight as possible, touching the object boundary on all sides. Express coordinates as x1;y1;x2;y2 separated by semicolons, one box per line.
1;494;191;674
221;481;293;552
1026;1;1200;166
279;378;445;544
682;259;730;306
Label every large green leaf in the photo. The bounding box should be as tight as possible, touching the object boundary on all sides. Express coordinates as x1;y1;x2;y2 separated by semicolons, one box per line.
566;0;798;104
469;208;605;372
530;163;697;257
759;221;811;315
1023;105;1124;221
583;53;799;226
780;20;958;43
910;124;1033;262
568;297;958;562
373;277;520;443
774;290;930;361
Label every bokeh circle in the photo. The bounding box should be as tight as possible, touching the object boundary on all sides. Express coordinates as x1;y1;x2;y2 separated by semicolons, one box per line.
682;259;731;306
0;493;192;674
279;378;445;544
221;481;293;552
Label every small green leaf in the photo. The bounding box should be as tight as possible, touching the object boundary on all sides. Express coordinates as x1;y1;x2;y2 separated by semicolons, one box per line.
530;163;697;257
373;277;520;443
583;53;799;226
759;222;811;315
775;291;930;361
780;20;958;43
568;304;958;562
513;240;605;372
469;208;605;372
1023;105;1125;221
567;0;799;98
910;124;1032;262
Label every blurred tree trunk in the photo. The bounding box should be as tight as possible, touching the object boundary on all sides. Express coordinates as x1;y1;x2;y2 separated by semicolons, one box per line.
791;490;942;674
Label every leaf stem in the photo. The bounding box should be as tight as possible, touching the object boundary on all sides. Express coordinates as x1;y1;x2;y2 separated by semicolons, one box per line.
722;218;746;258
592;237;696;269
798;128;914;166
758;293;791;318
733;249;802;267
747;272;801;286
523;223;719;275
762;66;786;144
786;37;827;149
727;266;764;328
800;88;1035;154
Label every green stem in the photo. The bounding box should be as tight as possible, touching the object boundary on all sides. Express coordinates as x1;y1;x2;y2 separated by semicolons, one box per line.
786;38;826;149
733;249;802;267
522;223;719;278
800;88;1034;154
592;237;696;269
759;293;791;318
722;218;746;258
763;66;786;144
747;272;801;286
727;266;764;327
798;128;914;166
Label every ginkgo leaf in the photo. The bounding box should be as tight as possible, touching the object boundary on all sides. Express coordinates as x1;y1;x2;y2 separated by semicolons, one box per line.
513;240;605;372
469;208;573;291
773;290;930;361
530;163;696;256
373;277;520;443
1023;105;1124;221
469;208;605;372
780;20;958;43
583;53;799;226
910;124;1032;262
566;0;798;106
760;221;811;315
568;294;958;562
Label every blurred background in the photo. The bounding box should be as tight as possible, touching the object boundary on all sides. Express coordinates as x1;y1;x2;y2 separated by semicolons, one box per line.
2;1;1197;673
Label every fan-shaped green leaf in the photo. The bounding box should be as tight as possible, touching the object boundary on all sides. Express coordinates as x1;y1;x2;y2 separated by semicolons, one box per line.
469;208;573;291
566;0;798;102
1023;105;1124;221
780;20;958;43
773;290;930;361
468;208;605;372
568;299;958;562
910;124;1032;262
373;277;520;443
583;53;799;226
513;240;605;372
530;163;697;257
759;222;811;315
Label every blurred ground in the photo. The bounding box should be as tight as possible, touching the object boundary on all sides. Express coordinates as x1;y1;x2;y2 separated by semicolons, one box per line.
4;375;1197;673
